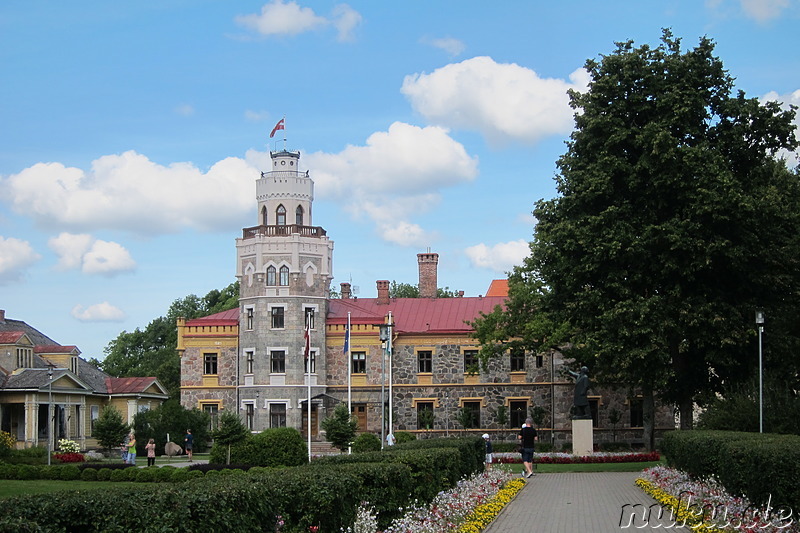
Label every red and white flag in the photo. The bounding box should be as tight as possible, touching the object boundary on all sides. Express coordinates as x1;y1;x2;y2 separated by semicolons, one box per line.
270;118;285;138
303;319;311;364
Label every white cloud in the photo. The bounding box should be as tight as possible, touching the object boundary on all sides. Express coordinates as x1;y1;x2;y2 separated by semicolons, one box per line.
71;302;127;322
331;4;362;42
464;240;530;273
235;1;328;36
401;56;588;145
302;122;478;246
0;236;41;284
49;233;136;275
740;0;790;22
761;88;800;166
174;104;195;117
423;37;466;57
3;151;256;236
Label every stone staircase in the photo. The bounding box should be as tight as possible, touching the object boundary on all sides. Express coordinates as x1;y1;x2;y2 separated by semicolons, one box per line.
310;441;338;455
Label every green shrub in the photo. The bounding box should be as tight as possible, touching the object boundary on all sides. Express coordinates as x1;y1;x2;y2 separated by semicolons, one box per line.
96;468;112;481
15;465;37;480
135;468;157;482
59;465;81;481
109;468;127;482
211;427;306;467
81;467;98;481
187;469;204;479
351;432;381;453
394;431;416;444
170;468;190;482
154;466;175;482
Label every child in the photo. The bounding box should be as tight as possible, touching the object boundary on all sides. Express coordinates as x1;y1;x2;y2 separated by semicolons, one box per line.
145;438;156;467
483;433;493;471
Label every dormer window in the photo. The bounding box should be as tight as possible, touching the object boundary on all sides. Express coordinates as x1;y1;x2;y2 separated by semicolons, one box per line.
296;205;304;226
276;205;286;226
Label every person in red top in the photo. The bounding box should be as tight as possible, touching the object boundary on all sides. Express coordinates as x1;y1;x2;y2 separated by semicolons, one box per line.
518;417;538;478
145;438;156;467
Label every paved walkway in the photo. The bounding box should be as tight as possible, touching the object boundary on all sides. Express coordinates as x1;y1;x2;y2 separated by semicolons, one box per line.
484;472;689;533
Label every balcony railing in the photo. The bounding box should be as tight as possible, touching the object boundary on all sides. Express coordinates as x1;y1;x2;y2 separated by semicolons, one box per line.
242;224;327;239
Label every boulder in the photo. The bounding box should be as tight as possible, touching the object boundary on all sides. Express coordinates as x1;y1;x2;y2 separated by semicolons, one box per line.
164;441;183;456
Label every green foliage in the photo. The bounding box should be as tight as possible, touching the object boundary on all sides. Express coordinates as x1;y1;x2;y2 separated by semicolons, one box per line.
394;431;416;444
210;427;306;467
92;406;129;452
698;380;800;435
80;467;98;481
661;430;800;511
321;403;358;451
132;400;210;455
389;281;456;298
351;432;381;453
471;30;800;438
417;406;434;431
101;281;239;399
58;465;81;481
211;411;250;446
456;406;475;430
495;405;508;427
0;431;13;458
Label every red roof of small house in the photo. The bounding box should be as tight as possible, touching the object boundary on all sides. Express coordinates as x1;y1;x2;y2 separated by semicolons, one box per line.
0;331;26;344
485;279;509;297
327;296;506;335
185;308;239;326
33;345;80;355
105;376;159;394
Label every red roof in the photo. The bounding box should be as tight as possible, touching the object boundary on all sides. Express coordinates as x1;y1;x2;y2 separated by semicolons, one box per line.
328;296;506;334
0;331;26;344
34;345;79;355
105;376;158;394
485;279;509;297
185;308;239;326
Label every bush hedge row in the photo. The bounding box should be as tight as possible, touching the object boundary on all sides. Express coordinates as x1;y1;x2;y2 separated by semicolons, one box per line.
0;438;486;532
0;463;204;483
661;430;800;510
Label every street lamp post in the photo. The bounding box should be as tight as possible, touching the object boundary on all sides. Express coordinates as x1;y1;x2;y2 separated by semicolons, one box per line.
755;310;765;433
379;313;393;448
47;364;54;466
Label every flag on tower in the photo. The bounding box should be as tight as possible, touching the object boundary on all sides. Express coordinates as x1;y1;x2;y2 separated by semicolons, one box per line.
270;118;285;138
344;316;351;356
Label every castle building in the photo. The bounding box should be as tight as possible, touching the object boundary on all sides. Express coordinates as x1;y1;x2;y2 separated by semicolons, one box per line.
179;148;673;444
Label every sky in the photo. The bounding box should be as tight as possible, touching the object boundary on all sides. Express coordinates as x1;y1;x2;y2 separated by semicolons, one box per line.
2;0;799;361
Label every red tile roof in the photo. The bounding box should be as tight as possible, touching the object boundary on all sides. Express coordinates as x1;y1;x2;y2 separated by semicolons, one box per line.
34;345;79;355
0;331;26;344
105;376;158;394
485;279;509;297
185;308;240;326
328;296;506;334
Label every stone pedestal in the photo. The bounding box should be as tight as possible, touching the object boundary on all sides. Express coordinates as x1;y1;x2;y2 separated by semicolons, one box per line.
571;418;593;456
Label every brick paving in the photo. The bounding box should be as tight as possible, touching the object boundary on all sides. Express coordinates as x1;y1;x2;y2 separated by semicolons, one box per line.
484;472;690;533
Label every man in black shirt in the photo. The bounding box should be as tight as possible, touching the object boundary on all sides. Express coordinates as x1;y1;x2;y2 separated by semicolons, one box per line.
518;417;538;478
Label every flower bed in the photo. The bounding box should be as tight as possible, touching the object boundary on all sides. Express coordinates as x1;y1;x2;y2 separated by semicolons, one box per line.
495;451;659;464
53;452;85;463
636;466;798;532
343;467;524;533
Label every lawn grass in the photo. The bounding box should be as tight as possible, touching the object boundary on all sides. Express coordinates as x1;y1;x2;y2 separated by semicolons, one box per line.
0;480;139;499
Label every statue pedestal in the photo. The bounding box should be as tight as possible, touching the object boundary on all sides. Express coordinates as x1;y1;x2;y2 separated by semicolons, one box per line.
571;418;593;456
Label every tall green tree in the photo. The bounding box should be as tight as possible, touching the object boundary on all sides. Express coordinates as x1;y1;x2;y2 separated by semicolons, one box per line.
472;31;800;446
132;400;210;455
92;406;129;453
101;281;239;398
321;403;358;452
210;411;251;464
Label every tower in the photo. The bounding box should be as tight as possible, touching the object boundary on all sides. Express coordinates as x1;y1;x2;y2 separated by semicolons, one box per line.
235;149;334;434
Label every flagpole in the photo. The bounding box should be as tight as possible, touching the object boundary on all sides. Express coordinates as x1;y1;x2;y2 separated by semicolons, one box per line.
388;311;393;444
346;313;352;455
305;319;312;463
282;115;287;152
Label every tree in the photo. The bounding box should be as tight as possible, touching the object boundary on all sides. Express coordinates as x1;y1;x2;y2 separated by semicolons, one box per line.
321;403;358;452
132;400;210;456
210;411;251;464
92;406;129;453
101;281;239;399
457;406;474;431
472;30;800;447
389;281;456;298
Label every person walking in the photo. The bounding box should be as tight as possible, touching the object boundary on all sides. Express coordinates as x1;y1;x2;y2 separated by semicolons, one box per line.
126;433;137;466
518;418;538;478
482;433;493;471
145;438;156;467
184;429;193;462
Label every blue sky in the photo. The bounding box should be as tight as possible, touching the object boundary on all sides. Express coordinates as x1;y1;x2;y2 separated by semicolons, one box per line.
2;1;799;360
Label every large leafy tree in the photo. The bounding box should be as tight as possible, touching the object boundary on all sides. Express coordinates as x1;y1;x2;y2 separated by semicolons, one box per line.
473;31;800;446
101;281;239;398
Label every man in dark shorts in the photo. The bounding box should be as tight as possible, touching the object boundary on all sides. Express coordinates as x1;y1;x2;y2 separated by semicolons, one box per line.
184;429;193;462
518;417;538;478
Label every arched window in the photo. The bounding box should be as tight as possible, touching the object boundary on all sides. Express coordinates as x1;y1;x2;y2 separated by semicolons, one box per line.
279;265;289;286
296;205;304;226
276;205;286;226
266;265;277;286
261;206;268;226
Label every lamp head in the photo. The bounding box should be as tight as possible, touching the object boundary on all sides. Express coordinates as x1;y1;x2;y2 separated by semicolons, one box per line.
755;310;765;325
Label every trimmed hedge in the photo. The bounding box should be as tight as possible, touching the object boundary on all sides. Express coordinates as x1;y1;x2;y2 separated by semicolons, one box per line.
662;430;800;510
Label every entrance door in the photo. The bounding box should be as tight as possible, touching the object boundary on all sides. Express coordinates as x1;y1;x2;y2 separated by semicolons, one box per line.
301;404;318;438
351;404;367;431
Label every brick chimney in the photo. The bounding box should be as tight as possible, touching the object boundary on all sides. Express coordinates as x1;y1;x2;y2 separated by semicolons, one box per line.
340;282;351;299
376;280;390;305
0;309;4;322
418;252;439;299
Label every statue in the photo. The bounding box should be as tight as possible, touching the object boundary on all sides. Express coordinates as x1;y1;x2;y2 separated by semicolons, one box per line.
568;366;592;419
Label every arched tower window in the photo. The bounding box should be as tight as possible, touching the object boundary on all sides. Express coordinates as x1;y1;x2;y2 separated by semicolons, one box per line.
296;205;304;226
279;265;289;286
266;265;277;286
276;205;286;226
261;206;268;226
